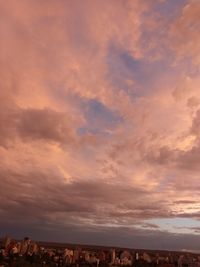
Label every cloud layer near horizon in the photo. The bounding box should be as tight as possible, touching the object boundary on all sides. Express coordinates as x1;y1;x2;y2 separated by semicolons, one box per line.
1;0;200;250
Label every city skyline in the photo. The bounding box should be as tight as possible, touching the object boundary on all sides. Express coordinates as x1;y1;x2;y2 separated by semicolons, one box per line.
0;0;200;251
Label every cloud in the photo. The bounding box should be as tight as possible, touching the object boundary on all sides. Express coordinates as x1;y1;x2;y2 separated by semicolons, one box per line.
169;0;200;65
18;108;76;144
0;106;78;147
0;0;200;250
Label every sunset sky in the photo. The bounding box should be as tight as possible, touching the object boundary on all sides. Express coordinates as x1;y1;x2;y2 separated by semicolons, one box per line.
1;0;200;251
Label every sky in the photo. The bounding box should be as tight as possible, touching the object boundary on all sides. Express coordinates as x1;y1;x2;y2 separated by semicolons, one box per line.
0;0;200;252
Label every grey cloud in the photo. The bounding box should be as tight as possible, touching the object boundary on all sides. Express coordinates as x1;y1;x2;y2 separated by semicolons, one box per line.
144;146;177;165
177;146;200;171
0;168;178;235
191;109;200;139
191;227;200;233
174;200;198;205
142;223;160;229
1;220;200;251
0;108;19;147
187;97;200;109
0;107;76;147
18;108;75;144
177;212;200;219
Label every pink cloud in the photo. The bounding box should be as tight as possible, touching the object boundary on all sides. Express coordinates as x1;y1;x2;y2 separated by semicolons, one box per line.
0;0;200;249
